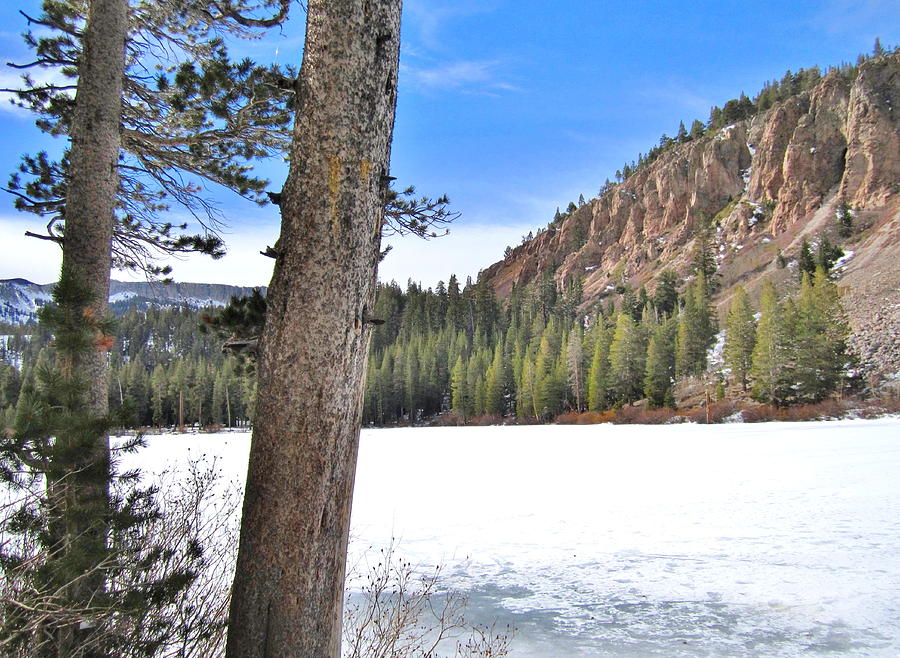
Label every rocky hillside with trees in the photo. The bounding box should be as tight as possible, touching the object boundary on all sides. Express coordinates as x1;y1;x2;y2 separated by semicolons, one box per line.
480;49;900;382
2;49;896;430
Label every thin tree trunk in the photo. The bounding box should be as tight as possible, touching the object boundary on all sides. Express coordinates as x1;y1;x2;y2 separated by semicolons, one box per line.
226;384;232;428
51;0;127;654
226;0;402;655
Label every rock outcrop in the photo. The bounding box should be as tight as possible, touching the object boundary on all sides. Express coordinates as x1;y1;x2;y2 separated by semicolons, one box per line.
480;53;900;378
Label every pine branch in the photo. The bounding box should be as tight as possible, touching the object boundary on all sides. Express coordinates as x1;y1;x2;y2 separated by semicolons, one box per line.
5;57;78;70
209;0;295;28
24;231;63;244
18;10;82;38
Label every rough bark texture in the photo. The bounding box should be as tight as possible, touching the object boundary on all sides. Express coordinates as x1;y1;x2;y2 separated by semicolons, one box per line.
53;0;127;654
225;1;402;656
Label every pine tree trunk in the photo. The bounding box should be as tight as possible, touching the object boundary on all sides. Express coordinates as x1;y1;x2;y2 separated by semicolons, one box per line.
52;0;127;654
226;384;232;428
225;0;402;655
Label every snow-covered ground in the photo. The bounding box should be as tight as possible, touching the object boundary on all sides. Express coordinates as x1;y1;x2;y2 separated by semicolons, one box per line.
130;418;900;657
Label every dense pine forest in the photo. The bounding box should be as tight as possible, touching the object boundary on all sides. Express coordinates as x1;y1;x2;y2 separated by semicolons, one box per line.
0;231;854;431
0;306;257;431
361;242;853;425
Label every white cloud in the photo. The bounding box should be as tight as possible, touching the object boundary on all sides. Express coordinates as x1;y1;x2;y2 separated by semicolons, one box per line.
400;0;518;96
0;215;280;287
402;59;499;91
405;0;500;51
378;220;535;289
0;66;75;117
1;214;530;292
638;81;714;121
0;215;62;284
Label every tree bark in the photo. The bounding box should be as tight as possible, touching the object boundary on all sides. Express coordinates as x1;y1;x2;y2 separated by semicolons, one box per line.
51;0;127;654
226;0;402;656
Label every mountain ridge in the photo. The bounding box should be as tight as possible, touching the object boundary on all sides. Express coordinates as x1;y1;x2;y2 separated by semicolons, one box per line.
0;278;263;325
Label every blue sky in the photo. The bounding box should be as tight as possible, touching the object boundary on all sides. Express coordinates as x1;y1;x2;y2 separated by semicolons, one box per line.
1;0;898;288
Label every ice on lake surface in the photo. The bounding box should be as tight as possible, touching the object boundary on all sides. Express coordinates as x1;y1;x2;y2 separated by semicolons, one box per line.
132;417;900;657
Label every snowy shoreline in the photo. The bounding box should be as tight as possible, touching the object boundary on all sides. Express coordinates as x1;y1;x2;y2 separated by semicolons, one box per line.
127;417;900;657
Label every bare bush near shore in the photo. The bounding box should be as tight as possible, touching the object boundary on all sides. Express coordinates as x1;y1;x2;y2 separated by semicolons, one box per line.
2;453;511;657
0;457;237;657
344;543;513;657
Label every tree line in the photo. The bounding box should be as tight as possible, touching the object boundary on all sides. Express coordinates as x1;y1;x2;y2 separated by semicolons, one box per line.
363;262;852;425
0;252;854;434
1;305;257;431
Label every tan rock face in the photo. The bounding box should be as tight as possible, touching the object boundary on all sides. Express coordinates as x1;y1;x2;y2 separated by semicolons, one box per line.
840;56;900;208
481;53;900;375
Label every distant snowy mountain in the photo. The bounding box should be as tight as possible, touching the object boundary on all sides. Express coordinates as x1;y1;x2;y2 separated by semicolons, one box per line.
0;278;263;325
0;278;54;325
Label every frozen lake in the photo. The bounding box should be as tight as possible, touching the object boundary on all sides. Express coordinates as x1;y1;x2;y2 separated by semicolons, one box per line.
135;417;900;657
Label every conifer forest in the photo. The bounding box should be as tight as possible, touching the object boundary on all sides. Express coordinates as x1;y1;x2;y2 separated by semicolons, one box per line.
0;246;854;431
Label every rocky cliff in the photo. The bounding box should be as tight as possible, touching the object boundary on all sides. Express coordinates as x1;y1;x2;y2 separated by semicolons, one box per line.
480;53;900;379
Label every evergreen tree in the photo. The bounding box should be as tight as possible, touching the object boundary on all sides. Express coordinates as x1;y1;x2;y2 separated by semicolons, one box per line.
447;274;465;332
675;272;717;378
226;2;406;649
691;218;719;289
792;268;852;402
2;274;209;655
837;202;854;238
517;351;536;420
7;0;297;276
798;238;816;281
689;119;705;140
483;342;506;416
450;355;469;418
750;282;793;405
566;326;586;412
622;287;642;322
652;269;680;317
723;286;757;391
150;364;169;428
608;312;647;404
644;316;677;408
815;236;843;275
131;355;152;422
533;329;563;420
587;321;611;411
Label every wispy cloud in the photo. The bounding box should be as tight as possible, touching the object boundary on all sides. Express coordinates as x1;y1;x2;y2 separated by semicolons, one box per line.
400;0;518;96
0;215;61;284
405;0;500;52
401;59;521;95
638;81;714;120
379;219;536;288
810;0;899;36
0;70;32;117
